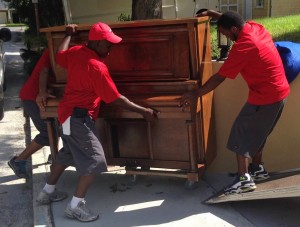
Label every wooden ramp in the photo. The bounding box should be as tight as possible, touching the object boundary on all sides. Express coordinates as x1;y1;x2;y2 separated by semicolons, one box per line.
205;169;300;204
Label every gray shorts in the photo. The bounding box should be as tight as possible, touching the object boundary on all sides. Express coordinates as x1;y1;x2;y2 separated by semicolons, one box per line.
23;100;50;146
227;99;286;158
56;116;107;176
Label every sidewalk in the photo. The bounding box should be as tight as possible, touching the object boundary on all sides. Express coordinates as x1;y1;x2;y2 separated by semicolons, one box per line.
31;148;300;227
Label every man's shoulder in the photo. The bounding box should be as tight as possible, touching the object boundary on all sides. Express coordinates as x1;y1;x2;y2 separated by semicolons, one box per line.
87;58;108;72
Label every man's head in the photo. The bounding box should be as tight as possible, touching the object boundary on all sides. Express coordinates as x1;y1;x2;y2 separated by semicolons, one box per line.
88;22;122;58
217;11;245;41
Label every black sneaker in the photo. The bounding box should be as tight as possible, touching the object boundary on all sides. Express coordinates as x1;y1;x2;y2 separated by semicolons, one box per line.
224;173;256;195
8;156;30;179
248;163;270;181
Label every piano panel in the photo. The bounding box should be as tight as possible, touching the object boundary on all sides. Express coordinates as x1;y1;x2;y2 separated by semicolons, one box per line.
106;25;190;81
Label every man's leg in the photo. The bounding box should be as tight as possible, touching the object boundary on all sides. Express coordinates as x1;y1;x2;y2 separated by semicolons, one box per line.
16;140;43;161
47;162;68;185
252;148;263;166
237;153;248;175
74;175;95;198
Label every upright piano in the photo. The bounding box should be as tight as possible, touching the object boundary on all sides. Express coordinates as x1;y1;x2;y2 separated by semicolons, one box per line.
40;17;216;187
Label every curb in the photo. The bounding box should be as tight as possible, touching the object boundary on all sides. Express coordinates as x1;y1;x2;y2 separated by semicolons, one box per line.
32;147;53;227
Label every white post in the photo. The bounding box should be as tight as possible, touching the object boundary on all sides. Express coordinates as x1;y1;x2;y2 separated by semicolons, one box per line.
62;0;73;24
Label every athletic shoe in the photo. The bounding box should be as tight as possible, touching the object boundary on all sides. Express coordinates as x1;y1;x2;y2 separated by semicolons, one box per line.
8;156;29;179
248;163;270;181
65;200;99;222
224;173;256;195
36;189;68;205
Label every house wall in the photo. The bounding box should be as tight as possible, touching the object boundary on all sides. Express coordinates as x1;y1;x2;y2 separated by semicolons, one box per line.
208;61;300;173
69;0;131;23
252;0;270;18
67;0;220;23
271;0;300;17
0;12;7;24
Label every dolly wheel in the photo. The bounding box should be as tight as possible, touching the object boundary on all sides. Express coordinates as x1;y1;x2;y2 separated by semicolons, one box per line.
185;180;198;190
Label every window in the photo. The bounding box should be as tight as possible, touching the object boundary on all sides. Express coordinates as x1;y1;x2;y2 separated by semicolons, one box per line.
256;0;264;8
220;0;238;13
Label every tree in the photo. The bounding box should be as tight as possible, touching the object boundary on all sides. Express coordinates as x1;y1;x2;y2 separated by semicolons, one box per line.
3;0;64;34
3;0;65;75
132;0;162;20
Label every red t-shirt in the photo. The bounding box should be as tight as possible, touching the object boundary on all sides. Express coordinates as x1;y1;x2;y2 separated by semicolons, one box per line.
56;45;120;124
218;21;290;105
19;48;51;101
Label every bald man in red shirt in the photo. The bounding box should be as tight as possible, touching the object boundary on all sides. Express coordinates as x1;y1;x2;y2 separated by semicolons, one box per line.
36;23;158;222
180;10;289;195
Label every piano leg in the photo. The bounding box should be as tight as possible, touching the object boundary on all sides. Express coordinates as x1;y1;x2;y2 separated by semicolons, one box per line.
45;118;59;165
186;120;201;189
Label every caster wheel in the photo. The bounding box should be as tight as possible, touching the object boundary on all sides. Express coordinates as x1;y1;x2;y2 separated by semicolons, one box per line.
128;174;137;185
185;180;198;190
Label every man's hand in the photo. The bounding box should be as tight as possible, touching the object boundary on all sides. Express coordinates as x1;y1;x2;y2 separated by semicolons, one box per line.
196;9;222;20
142;108;160;122
36;91;56;111
179;90;199;112
65;24;78;36
195;8;209;17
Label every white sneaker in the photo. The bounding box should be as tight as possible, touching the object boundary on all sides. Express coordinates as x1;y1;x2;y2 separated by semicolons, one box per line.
36;189;68;205
65;200;99;222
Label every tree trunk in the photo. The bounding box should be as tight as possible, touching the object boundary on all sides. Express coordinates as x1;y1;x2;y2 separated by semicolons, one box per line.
132;0;162;20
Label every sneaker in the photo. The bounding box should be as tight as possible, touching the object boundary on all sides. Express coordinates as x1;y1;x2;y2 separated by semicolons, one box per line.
248;163;270;181
47;154;52;164
36;189;68;205
8;156;29;179
224;173;256;195
65;200;99;222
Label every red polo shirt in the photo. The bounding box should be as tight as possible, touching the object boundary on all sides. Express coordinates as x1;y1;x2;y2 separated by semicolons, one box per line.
56;45;120;124
19;48;51;101
218;21;290;105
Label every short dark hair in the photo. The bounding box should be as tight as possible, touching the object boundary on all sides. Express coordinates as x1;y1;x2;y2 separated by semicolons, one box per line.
217;11;245;29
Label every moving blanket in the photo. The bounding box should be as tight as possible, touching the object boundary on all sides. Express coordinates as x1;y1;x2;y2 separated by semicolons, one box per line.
275;41;300;83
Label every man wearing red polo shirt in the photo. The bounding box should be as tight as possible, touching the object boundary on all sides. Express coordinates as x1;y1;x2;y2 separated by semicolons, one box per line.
180;10;289;195
8;48;55;179
36;22;158;222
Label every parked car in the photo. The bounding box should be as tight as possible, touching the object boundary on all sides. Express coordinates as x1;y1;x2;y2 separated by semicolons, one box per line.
0;27;12;121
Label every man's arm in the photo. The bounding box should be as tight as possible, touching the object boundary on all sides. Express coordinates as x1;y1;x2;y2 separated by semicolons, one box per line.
36;67;55;110
111;95;159;122
57;24;78;52
196;9;222;20
179;73;225;109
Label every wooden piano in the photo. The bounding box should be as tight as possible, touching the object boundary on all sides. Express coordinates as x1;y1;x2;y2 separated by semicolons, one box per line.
40;17;216;188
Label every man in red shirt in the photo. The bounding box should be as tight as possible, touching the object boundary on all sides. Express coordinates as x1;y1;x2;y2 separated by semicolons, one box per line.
180;10;289;195
36;23;158;222
8;48;55;179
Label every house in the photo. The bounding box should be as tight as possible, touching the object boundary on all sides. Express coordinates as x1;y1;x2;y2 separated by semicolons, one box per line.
62;0;300;24
0;0;12;24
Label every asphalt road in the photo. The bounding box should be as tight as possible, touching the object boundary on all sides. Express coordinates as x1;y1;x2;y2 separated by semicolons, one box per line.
0;26;33;227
